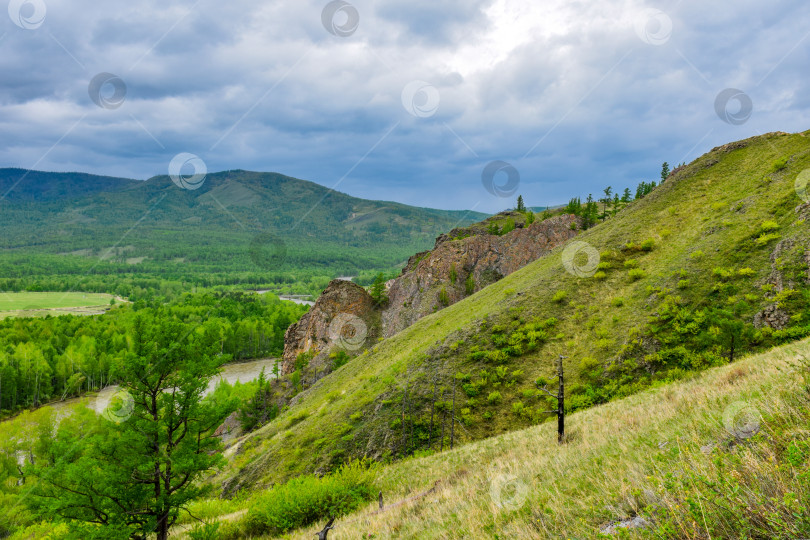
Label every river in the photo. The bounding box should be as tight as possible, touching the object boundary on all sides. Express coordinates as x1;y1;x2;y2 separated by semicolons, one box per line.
40;357;279;416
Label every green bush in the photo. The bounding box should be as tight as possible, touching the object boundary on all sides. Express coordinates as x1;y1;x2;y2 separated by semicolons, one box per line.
552;290;567;303
628;268;647;281
771;156;789;172
501;218;516;234
640;238;655;252
487;391;502;404
593;271;607;280
759;220;780;232
245;461;376;536
755;232;781;246
465;274;476;295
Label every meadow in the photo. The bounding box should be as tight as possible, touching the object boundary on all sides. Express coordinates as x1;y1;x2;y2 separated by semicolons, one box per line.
0;291;116;319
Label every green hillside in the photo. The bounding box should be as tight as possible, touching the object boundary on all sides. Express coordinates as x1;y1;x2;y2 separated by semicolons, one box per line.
218;131;810;494
0;169;486;297
268;337;810;539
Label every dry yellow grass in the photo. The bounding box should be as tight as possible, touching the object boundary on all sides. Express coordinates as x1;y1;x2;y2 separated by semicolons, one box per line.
270;338;809;539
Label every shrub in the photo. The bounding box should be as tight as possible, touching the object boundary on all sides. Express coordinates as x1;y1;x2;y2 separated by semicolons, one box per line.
487;391;502;404
712;267;734;281
677;279;690;289
330;350;350;370
690;250;704;259
624;259;639;269
245;461;376;535
758;220;780;233
641;238;655;252
438;287;450;306
449;264;457;284
755;233;781;246
594;271;607;280
737;267;756;277
611;297;625;307
771;156;789;172
628;268;647;281
485;350;509;364
552;290;567;303
465;274;476;295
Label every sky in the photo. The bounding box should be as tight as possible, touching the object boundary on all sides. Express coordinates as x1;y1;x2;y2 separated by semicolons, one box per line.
1;0;809;213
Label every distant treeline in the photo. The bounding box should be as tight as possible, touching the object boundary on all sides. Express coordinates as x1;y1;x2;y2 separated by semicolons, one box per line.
0;291;307;415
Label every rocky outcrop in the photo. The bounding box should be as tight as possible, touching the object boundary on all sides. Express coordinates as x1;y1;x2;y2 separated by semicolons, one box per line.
213;411;242;445
382;213;580;336
281;212;580;375
280;279;380;375
753;304;790;330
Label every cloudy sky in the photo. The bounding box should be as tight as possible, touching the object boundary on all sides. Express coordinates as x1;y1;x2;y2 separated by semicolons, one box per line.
1;0;809;212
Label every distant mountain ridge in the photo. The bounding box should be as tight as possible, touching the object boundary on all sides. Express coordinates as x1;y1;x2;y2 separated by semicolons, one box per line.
0;168;139;201
0;168;488;291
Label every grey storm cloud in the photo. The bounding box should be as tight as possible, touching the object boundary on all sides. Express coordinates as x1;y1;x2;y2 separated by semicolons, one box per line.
1;0;809;211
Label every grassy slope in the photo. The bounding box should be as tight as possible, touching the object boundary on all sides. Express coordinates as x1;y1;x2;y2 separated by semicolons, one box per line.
191;337;809;539
220;131;810;492
282;338;810;539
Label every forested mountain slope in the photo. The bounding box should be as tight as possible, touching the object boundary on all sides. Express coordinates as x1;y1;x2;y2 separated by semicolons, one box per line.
0;169;486;296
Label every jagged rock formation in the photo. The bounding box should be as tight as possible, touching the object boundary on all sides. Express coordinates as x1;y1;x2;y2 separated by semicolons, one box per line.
280;279;380;375
382;213;579;336
280;212;580;375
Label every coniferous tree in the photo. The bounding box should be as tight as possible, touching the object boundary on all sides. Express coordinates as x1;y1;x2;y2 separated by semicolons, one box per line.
565;197;582;216
601;186;613;220
621;187;632;203
661;162;670;182
583;194;598;229
516;195;526;212
29;314;225;540
369;272;388;305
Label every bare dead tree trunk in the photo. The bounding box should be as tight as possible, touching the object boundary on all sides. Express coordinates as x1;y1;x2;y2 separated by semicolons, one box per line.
450;375;457;449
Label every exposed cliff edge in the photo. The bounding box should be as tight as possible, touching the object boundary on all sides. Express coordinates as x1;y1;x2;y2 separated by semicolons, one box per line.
280;279;380;376
281;212;581;375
